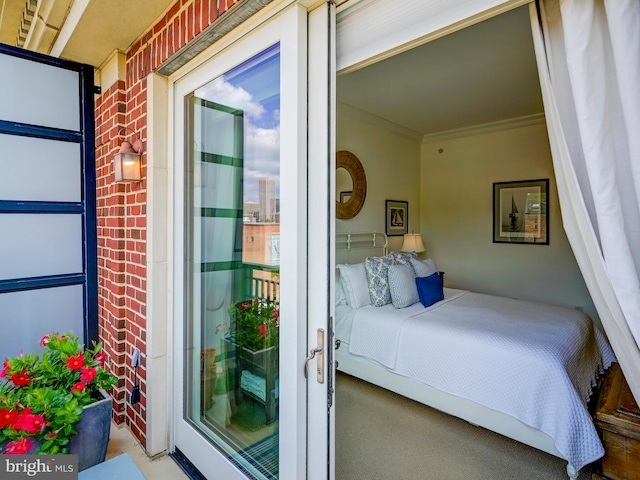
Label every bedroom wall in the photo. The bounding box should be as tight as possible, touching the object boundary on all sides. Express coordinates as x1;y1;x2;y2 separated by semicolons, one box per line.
420;119;600;325
336;103;422;255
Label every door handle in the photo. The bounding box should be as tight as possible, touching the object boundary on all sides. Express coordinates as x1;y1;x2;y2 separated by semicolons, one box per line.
303;328;324;383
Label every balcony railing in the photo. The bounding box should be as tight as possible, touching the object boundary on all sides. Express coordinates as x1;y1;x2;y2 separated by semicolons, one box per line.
244;263;280;301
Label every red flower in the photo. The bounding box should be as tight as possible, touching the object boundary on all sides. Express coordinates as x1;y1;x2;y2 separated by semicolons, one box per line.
240;302;248;310
66;353;85;371
13;409;47;434
80;367;97;383
10;369;31;387
0;358;9;378
258;323;269;338
39;334;51;347
0;408;18;428
3;437;34;454
94;352;107;366
272;310;280;321
71;382;86;393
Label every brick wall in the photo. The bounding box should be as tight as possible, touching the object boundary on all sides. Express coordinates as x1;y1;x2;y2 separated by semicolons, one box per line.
95;0;242;447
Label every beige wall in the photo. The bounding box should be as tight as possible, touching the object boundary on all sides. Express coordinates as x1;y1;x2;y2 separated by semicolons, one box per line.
336;105;599;325
336;104;422;254
420;120;599;325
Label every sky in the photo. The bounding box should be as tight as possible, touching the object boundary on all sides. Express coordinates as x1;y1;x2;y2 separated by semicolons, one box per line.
195;44;280;204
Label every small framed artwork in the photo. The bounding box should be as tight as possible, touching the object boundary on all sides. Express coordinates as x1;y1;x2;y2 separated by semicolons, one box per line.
493;179;549;245
385;200;408;236
339;191;352;203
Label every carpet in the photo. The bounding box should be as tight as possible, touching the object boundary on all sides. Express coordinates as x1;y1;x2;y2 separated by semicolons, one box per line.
335;372;596;480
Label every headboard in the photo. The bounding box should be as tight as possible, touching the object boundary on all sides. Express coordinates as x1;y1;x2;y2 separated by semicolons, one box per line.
336;231;388;264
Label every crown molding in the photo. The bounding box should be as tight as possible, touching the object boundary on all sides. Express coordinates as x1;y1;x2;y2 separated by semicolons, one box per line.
338;102;424;142
421;113;546;144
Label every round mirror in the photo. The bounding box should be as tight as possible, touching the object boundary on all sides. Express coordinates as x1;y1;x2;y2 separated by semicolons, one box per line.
336;150;366;219
336;167;353;203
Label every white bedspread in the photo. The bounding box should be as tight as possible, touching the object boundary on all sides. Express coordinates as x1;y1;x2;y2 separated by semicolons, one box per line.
348;289;616;471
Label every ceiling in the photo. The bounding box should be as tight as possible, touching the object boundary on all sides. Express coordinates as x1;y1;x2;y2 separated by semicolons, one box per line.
336;5;544;137
0;1;542;133
0;0;174;67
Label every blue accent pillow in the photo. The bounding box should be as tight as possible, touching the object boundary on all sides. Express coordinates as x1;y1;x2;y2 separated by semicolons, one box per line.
415;272;444;308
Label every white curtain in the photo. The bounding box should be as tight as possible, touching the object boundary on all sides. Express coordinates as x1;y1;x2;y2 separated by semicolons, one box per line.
529;0;640;402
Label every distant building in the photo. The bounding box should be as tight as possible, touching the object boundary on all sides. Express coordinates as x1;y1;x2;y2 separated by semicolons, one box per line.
243;201;260;223
259;177;276;222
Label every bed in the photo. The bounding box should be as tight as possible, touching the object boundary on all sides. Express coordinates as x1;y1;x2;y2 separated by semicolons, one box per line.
334;232;615;480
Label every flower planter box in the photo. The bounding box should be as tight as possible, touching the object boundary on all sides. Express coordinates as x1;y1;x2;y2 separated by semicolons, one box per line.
69;389;113;471
0;390;112;471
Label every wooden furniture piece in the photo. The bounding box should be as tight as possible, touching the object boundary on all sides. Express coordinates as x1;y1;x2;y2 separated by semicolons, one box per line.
224;339;278;427
593;362;640;480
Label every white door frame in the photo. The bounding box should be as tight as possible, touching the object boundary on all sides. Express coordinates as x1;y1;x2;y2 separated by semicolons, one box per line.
307;2;336;480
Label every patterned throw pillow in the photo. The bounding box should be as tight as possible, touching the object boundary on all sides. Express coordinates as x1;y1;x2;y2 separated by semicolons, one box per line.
387;263;419;308
389;251;418;266
365;255;396;307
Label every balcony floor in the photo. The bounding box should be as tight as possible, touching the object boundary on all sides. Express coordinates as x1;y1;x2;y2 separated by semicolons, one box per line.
107;423;190;480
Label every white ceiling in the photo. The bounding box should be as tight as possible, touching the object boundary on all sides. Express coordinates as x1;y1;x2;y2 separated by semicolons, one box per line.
0;0;174;67
336;5;544;137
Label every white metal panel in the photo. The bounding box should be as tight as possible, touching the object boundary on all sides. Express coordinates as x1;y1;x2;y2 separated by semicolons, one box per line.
0;285;84;358
0;214;83;279
336;0;528;73
0;54;80;130
0;134;81;202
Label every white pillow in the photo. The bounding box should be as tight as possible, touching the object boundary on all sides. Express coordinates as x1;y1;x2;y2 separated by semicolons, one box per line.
335;272;348;306
387;263;419;309
410;258;438;278
337;263;371;309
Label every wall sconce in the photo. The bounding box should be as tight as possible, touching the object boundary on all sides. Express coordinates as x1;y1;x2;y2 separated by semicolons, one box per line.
400;232;425;253
114;132;143;182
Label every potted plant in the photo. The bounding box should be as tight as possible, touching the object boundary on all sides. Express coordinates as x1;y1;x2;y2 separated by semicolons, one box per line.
0;332;117;469
229;297;279;353
227;297;279;425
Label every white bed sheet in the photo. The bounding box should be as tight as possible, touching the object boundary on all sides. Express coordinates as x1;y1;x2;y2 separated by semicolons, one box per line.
335;304;357;344
347;289;615;471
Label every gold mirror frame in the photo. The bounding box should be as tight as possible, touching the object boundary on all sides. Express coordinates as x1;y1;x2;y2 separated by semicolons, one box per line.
336;150;367;219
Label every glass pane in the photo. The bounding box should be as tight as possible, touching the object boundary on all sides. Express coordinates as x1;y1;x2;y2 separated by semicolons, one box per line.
0;54;79;131
0;214;83;279
0;285;84;360
0;134;81;202
185;44;281;480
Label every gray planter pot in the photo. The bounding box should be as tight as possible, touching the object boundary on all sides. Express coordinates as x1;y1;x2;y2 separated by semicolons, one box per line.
68;389;112;471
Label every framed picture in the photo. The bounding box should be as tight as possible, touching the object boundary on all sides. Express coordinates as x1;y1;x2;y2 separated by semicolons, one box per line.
339;191;352;203
493;179;549;245
385;200;408;236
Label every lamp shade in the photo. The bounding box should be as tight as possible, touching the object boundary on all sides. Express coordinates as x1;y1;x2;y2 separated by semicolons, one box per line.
400;233;425;253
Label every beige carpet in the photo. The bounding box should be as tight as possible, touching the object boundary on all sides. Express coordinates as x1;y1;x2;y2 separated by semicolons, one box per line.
335;372;596;480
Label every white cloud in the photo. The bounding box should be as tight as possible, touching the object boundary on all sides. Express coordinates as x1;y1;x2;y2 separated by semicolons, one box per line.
195;77;280;204
196;76;266;120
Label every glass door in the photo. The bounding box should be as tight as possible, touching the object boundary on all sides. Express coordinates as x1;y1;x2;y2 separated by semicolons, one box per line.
186;44;280;480
172;5;323;480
